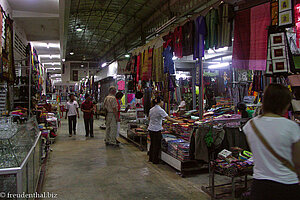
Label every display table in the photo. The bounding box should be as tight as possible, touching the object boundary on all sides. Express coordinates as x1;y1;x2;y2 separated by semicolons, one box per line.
124;128;147;151
160;151;207;177
0;118;42;196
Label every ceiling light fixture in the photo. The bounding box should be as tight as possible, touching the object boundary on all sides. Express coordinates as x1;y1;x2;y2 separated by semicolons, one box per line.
70;52;74;55
76;27;83;32
208;62;230;69
62;58;65;62
81;64;84;68
101;63;107;68
125;54;130;58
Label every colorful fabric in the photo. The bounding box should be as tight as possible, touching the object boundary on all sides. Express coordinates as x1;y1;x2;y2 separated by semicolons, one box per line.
205;9;219;50
163;46;175;74
182;20;194;56
232;9;251;69
217;3;234;48
194;16;206;60
233;3;270;70
173;26;183;58
249;2;270;70
152;46;164;82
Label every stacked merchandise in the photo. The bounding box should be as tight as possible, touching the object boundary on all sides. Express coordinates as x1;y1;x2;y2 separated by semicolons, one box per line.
163;118;195;140
10;106;28;123
177;143;190;161
212;148;253;177
162;134;190;161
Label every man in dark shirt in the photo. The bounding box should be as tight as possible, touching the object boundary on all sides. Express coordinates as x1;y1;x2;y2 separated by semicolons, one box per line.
81;94;94;137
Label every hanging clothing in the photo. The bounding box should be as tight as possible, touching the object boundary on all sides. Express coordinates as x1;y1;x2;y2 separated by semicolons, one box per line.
194;16;207;60
173;26;183;58
163;46;175;74
249;2;270;71
141;50;149;81
136;54;141;82
217;3;234;48
232;9;251;69
182;21;194;56
205;9;219;50
152;47;164;82
163;32;174;48
233;3;270;70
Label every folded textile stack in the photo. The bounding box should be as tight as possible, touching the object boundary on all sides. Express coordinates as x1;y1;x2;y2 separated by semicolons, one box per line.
174;123;194;140
212;149;254;177
166;139;187;159
161;134;177;151
177;142;190;161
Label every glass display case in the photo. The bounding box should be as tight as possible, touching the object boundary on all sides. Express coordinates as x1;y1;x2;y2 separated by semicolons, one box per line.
0;117;41;196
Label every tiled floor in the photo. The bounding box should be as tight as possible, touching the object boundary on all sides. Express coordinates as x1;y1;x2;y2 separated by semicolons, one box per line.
42;115;216;200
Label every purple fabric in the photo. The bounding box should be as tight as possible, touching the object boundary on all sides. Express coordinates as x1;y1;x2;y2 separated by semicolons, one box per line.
194;16;207;60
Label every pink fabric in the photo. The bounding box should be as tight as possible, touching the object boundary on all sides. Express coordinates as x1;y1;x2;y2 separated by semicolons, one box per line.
249;2;270;71
232;9;251;69
289;75;300;87
127;94;135;103
117;80;125;90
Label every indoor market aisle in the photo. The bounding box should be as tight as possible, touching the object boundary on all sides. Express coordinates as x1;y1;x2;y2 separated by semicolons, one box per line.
42;115;210;200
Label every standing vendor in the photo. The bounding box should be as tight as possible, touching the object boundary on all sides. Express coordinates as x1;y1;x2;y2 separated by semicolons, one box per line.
148;96;182;164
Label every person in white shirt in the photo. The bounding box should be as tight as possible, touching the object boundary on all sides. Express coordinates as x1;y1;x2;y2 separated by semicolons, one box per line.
148;96;182;164
65;94;79;137
243;84;300;200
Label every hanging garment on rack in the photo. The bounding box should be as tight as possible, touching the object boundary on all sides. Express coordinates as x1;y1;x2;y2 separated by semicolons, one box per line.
249;2;270;71
163;46;175;74
163;32;174;49
182;20;194;56
193;125;225;162
136;54;141;82
217;3;234;48
141;50;149;81
152;47;164;82
205;9;219;50
194;16;207;60
147;48;153;80
232;9;251;69
173;26;183;58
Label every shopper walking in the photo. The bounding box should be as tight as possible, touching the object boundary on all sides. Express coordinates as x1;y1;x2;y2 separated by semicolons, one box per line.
148;96;182;164
81;94;94;137
104;86;119;146
65;94;79;137
115;91;124;140
243;84;300;200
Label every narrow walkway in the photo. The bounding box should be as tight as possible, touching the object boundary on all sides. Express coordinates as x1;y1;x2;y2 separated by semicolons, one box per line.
42;116;210;200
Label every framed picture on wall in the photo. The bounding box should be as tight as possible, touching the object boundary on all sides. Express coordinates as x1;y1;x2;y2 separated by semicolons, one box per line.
279;0;292;12
279;10;293;26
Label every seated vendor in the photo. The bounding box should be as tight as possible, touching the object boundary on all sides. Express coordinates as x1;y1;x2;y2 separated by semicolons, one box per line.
42;94;52;112
177;96;186;115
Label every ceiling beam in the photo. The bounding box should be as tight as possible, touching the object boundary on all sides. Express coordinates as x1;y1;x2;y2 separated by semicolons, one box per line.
12;10;59;18
89;0;131;55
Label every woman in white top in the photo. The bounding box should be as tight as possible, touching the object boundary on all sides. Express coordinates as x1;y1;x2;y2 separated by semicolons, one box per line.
243;84;300;200
148;96;182;164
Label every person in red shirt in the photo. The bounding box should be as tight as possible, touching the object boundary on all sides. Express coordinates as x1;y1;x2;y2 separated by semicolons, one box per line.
81;94;94;137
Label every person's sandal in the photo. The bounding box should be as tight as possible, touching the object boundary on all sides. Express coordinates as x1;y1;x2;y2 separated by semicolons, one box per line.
69;134;72;137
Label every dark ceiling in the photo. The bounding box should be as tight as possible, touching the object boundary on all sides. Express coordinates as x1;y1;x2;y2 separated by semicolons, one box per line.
66;0;170;61
65;0;253;62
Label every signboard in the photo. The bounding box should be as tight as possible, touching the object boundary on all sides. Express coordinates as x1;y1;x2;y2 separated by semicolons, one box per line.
117;60;130;75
